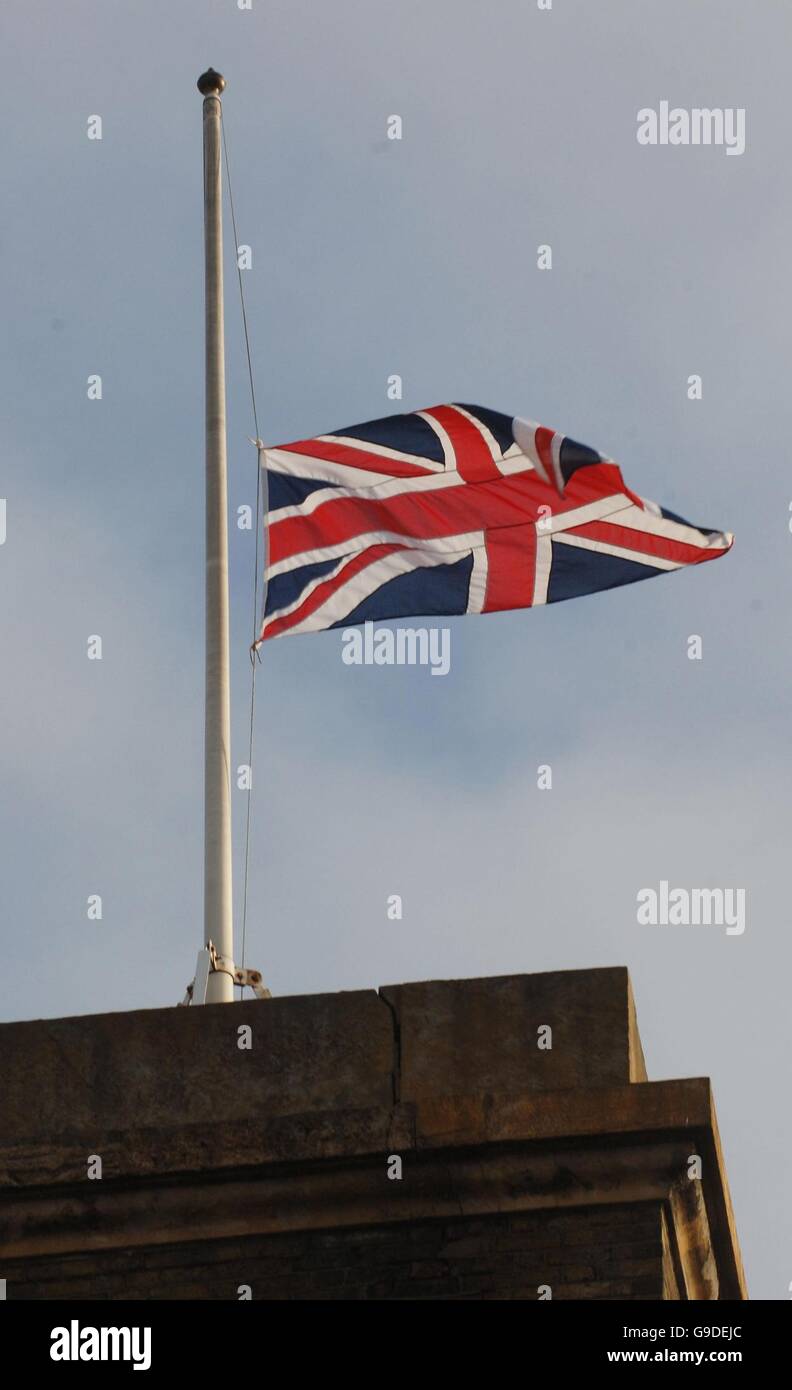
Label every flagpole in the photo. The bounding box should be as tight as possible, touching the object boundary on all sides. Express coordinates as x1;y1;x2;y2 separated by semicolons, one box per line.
198;68;234;1003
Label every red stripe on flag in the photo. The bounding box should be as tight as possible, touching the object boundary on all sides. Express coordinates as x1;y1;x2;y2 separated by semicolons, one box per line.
534;427;558;492
278;438;435;479
422;405;502;482
263;542;406;639
565;519;724;567
483;524;537;612
269;471;570;568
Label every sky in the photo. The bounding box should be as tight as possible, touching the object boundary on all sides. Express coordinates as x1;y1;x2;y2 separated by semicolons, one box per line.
2;0;790;1299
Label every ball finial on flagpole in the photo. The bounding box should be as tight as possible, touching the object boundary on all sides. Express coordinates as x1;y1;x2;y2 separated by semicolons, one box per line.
197;68;226;97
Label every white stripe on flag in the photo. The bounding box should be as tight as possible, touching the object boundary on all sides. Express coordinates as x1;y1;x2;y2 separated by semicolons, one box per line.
275;545;465;638
546;493;634;534
613;502;733;552
550;432;565;493
263;553;353;627
265;463;467;525
266;526;486;581
467;542;488;613
315;433;446;472
552;531;679;569
533;535;553;605
417;410;456;470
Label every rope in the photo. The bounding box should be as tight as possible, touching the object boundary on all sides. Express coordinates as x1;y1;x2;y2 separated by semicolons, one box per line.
221;112;264;996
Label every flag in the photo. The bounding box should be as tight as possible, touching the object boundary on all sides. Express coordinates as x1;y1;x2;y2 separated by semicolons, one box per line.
256;403;732;642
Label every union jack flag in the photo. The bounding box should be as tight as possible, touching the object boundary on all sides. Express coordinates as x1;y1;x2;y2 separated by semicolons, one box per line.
256;403;732;643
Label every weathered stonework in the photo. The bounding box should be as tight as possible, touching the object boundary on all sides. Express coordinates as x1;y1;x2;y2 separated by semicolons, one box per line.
0;967;746;1300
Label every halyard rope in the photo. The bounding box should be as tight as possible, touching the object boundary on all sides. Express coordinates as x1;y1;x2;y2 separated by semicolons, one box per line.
222;113;263;992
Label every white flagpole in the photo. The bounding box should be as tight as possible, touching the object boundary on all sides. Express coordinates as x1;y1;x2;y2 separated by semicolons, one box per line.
198;68;234;1002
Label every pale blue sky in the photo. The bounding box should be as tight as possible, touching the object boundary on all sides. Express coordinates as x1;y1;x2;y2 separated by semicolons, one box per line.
2;0;789;1298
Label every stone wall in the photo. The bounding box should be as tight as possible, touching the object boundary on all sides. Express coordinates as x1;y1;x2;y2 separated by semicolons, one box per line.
3;1204;677;1301
0;968;746;1300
